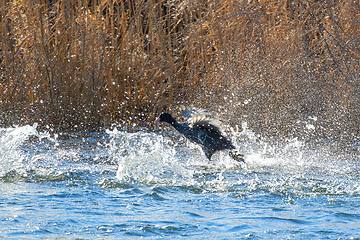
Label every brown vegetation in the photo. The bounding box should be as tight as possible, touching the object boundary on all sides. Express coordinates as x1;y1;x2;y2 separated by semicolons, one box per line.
1;0;359;140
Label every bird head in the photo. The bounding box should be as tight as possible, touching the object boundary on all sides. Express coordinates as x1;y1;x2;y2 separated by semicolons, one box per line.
154;113;175;124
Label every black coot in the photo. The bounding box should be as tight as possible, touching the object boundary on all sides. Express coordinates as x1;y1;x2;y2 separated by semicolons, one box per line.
155;108;244;162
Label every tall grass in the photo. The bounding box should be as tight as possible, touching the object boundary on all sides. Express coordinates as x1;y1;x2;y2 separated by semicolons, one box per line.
1;0;359;139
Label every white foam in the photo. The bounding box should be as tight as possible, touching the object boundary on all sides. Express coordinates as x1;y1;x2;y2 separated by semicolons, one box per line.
0;124;38;176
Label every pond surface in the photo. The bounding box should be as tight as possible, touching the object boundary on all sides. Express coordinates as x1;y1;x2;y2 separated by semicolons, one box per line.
0;124;359;239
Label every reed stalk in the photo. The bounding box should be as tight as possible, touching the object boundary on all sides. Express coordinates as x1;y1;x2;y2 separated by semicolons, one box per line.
0;0;359;140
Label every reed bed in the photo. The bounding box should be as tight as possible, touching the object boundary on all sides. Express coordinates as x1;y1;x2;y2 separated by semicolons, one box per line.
1;0;359;140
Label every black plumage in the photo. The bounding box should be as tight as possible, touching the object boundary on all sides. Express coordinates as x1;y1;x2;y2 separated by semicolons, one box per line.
155;108;244;162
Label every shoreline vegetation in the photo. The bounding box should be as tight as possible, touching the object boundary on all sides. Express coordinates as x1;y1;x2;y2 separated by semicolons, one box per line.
1;0;359;141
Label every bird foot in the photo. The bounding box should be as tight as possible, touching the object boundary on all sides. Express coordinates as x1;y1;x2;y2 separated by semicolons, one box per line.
229;151;245;162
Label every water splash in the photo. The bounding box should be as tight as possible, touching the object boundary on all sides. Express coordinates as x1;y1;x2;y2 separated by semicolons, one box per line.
0;125;112;183
0;123;358;196
106;128;194;185
0;124;39;178
107;123;360;196
0;124;70;182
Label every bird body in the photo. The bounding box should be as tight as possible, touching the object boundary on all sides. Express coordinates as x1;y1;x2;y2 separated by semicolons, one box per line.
155;109;243;162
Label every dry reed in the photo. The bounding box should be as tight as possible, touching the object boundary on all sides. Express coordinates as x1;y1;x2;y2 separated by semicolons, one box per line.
1;0;359;141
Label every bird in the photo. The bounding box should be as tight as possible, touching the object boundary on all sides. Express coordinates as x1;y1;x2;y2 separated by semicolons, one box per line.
154;107;244;162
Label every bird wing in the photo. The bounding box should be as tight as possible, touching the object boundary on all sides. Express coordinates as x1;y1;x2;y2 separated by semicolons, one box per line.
178;106;220;126
191;116;223;137
176;105;228;138
178;106;213;121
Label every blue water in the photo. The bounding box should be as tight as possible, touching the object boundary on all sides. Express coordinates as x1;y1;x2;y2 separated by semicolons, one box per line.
1;124;360;239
